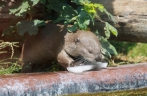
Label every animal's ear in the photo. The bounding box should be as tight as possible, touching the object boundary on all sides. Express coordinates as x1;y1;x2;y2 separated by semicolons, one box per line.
75;38;80;44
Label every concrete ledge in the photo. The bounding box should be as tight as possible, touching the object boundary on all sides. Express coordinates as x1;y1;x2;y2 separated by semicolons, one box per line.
0;63;147;95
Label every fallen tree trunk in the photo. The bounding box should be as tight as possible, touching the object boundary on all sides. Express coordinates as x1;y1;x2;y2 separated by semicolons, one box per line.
90;0;147;43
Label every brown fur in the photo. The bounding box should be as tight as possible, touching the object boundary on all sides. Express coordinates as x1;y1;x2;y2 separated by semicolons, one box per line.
20;23;102;73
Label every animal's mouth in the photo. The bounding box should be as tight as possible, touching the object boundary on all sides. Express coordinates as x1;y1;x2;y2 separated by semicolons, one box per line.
67;54;95;67
65;50;96;67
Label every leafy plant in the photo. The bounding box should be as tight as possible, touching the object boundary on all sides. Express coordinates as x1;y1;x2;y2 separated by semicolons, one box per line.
0;62;21;74
16;20;46;35
1;0;118;60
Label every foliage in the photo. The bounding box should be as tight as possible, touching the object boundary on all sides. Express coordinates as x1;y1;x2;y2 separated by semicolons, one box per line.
9;0;30;17
0;0;118;59
110;41;137;55
100;37;117;58
0;40;20;74
0;62;21;74
110;41;147;63
16;20;46;35
0;1;7;8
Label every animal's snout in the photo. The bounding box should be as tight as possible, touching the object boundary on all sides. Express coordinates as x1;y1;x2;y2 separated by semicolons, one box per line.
95;55;101;61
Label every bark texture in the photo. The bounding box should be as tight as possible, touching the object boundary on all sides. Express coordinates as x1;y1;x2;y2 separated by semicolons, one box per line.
91;0;147;42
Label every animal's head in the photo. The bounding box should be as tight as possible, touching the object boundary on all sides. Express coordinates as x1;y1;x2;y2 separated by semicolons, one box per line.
64;30;102;63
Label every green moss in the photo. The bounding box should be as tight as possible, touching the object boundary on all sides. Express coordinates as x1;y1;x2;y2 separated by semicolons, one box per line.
64;88;147;96
109;41;137;55
0;62;21;74
110;41;147;63
127;43;147;58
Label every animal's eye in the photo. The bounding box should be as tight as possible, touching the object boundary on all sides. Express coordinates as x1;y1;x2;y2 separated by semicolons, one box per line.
89;50;93;54
89;47;92;54
75;38;80;42
75;38;80;44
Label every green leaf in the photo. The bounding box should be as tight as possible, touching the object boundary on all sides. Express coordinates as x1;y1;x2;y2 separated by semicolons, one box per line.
71;0;90;5
84;3;96;14
16;20;45;36
67;23;78;32
105;22;118;37
99;36;117;58
89;14;94;25
94;3;104;12
105;23;111;39
30;0;40;6
70;16;79;23
2;26;16;36
47;1;77;23
104;9;116;23
34;20;46;26
40;0;46;4
101;47;111;58
54;17;65;24
94;30;99;35
0;1;6;7
9;0;30;16
77;10;90;30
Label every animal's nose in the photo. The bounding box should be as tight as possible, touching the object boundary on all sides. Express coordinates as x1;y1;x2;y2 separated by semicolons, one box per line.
95;55;101;61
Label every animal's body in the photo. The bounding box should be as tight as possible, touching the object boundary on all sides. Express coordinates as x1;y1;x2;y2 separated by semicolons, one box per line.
20;23;102;72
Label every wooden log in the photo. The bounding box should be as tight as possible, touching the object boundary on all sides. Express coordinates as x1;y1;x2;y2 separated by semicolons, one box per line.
90;0;147;43
0;0;21;36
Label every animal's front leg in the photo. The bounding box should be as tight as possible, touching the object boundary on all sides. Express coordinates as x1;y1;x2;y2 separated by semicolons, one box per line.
57;50;74;68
